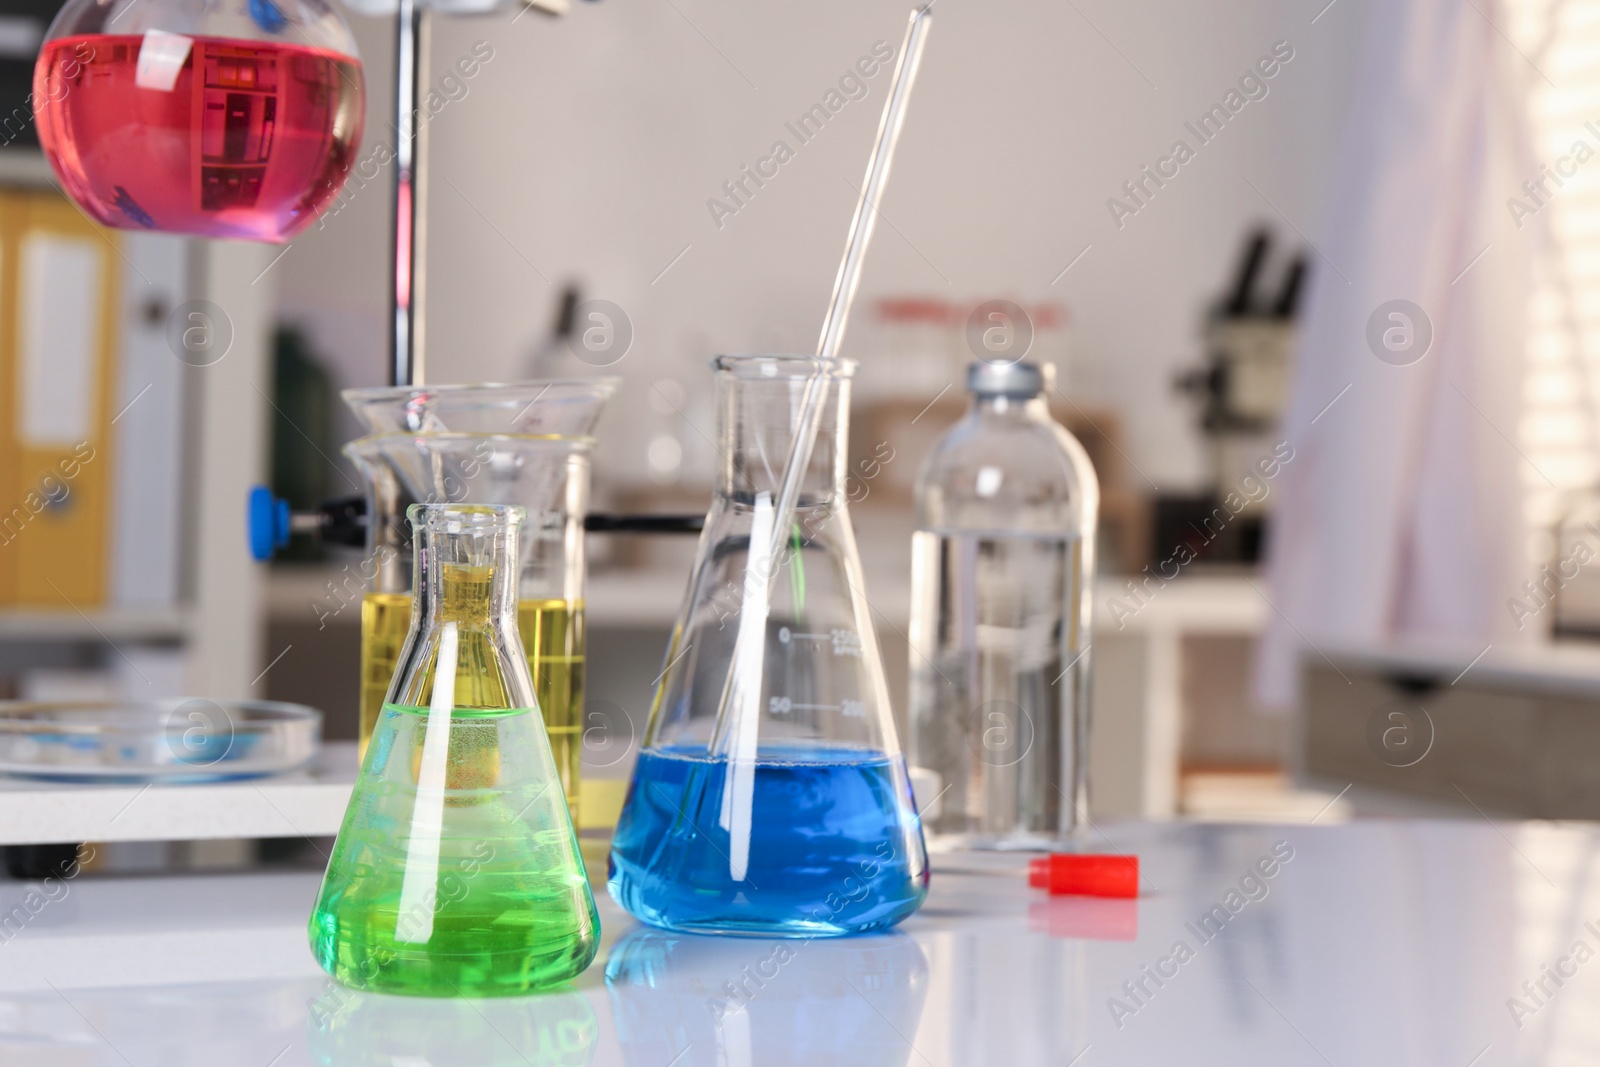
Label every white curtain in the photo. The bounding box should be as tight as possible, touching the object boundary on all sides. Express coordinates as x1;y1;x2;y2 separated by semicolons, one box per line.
1255;0;1541;708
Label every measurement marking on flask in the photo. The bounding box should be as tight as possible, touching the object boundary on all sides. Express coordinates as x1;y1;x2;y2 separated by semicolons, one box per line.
768;697;866;718
777;626;862;657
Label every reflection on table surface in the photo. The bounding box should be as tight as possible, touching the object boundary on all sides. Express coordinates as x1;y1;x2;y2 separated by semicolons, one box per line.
1;822;1599;1065
604;925;930;1067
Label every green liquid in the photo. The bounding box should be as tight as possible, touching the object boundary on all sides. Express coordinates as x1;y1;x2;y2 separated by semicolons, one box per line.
310;703;599;997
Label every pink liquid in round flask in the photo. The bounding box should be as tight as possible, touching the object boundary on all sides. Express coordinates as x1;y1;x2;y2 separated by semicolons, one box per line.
34;2;364;243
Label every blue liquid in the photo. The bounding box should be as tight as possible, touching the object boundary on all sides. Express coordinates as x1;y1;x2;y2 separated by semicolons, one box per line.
608;745;929;937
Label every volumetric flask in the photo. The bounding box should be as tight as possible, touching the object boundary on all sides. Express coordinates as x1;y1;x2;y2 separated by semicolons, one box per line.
609;355;929;937
309;503;598;997
35;0;365;242
345;434;592;822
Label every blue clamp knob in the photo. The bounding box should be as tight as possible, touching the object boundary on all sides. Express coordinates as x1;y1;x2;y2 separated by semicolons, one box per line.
248;0;289;32
248;486;292;561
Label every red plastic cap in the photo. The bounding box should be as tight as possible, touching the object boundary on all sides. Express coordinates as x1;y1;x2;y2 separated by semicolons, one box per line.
1028;857;1052;889
1027;853;1139;898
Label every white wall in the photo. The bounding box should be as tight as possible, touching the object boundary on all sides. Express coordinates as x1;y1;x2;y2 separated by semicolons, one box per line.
276;0;1371;489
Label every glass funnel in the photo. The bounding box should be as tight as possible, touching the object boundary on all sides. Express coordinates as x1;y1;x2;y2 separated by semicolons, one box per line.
609;355;929;937
309;503;598;997
35;0;365;242
343;379;619;437
344;434;592;820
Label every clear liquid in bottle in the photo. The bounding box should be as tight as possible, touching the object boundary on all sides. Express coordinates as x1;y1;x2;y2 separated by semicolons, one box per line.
909;529;1086;848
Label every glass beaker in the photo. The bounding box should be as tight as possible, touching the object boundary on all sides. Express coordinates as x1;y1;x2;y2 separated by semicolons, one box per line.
309;503;598;997
344;434;591;822
35;0;365;242
608;355;929;937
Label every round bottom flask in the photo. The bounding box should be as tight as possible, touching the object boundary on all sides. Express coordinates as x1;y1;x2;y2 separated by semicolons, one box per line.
35;0;365;241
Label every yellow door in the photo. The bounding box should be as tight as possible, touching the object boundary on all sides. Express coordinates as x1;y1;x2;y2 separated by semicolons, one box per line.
6;191;118;608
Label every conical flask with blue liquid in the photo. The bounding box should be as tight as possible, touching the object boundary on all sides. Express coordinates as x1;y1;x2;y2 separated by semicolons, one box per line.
609;355;929;936
310;503;598;995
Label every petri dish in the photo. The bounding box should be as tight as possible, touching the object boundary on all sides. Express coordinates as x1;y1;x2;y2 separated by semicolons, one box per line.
0;700;320;783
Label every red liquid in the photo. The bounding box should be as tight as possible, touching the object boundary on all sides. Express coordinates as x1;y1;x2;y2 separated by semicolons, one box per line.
35;34;364;242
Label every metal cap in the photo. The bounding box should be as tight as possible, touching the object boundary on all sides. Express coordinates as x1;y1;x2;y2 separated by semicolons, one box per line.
967;360;1043;398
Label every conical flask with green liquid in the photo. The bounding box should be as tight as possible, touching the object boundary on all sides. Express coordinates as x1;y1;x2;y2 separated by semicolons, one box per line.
309;503;599;996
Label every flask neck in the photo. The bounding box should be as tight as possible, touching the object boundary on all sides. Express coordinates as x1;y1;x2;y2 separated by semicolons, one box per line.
392;504;535;713
715;363;851;506
416;519;520;631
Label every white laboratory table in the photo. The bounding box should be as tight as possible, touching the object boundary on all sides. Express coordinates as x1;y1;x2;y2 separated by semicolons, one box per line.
2;819;1598;1066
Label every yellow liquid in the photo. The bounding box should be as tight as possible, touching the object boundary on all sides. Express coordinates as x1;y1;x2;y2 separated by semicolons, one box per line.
359;593;413;750
359;593;585;821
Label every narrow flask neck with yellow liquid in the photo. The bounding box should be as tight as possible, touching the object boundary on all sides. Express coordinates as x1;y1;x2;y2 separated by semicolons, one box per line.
391;505;537;715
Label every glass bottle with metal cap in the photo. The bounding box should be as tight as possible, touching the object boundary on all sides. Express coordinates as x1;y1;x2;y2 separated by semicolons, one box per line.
907;359;1099;849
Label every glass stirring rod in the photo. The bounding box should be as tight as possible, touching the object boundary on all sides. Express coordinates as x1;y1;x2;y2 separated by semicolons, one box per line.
709;4;935;750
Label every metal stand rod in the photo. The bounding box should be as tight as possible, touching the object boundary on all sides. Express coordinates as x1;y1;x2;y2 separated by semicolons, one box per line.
390;0;428;387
